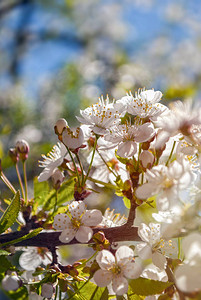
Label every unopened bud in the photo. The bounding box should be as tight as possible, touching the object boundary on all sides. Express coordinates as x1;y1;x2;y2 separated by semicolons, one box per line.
54;118;68;135
1;275;21;291
15;140;29;161
139;150;155;169
9;148;19;164
51;169;65;189
41;283;55;299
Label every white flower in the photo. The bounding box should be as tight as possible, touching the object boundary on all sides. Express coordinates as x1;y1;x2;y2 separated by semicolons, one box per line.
53;201;102;243
38;142;68;182
117;89;167;120
62;126;84;149
136;223;177;269
135;157;196;211
174;232;201;293
142;264;168;282
100;208;127;228
76;96;122;135
104;122;155;158
1;274;21;291
19;247;52;271
93;246;142;295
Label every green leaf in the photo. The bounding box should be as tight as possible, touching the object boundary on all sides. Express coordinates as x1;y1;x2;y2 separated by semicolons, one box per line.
0;249;9;256
0;191;21;234
115;150;129;164
5;285;28;300
123;197;131;209
129;277;173;296
73;281;108;300
0;228;43;247
43;178;75;211
0;255;14;273
33;177;50;207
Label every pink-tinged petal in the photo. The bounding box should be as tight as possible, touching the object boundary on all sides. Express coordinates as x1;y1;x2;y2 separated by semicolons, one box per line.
175;264;201;293
82;209;102;226
93;269;113;287
53;213;71;230
122;261;142;279
136;243;152;260
135;123;155;143
152;252;167;269
117;141;137;158
59;228;76;243
135;182;157;199
69;201;86;219
138;223;151;242
62;127;84;149
112;275;128;296
96;250;115;270
75;226;93;243
115;246;134;266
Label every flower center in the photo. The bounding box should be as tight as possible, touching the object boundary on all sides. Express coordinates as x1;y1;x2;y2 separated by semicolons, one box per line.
71;218;82;229
109;265;122;275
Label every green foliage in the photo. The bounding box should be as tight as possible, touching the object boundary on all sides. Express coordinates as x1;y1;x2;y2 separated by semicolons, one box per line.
5;285;28;300
71;281;108;300
123;196;131;209
128;278;173;296
0;191;21;234
0;228;43;247
0;249;10;256
42;177;75;211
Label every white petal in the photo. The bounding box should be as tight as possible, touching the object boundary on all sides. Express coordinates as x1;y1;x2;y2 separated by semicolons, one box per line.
69;201;86;219
19;249;42;271
38;167;55;182
135;183;157;199
115;246;134;266
152;252;167;270
53;213;71;230
96;250;115;270
82;209;102;226
59;228;76;243
93;269;113;287
135;123;155;143
122;261;142;279
112;275;128;296
175;264;201;293
136;243;152;260
75;226;93;243
138;223;151;242
62;127;84;149
117;141;137;158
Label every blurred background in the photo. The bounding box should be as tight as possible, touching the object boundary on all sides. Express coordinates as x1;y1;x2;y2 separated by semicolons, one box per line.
0;0;201;189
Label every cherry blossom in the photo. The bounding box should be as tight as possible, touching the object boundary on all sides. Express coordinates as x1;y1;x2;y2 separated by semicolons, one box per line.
62;126;84;149
174;232;201;293
19;247;52;271
76;96;122;135
135;157;196;211
93;246;142;295
136;223;177;269
38;142;68;182
116;89;167;120
104;122;155;158
53;201;102;243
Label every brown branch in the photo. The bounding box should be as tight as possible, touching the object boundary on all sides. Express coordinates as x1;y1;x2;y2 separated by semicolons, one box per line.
0;225;141;248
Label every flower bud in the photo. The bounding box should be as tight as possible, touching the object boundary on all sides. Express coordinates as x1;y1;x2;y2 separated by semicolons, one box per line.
41;283;54;299
54;118;68;135
139;150;155;169
9;148;19;164
51;169;65;189
15;140;29;161
1;274;21;291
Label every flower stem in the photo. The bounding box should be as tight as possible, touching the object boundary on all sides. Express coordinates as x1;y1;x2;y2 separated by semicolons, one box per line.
0;172;16;194
15;163;25;200
166;140;176;166
75;152;84;185
84;136;98;184
87;176;117;189
97;148;117;178
66;146;81;187
22;161;28;202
